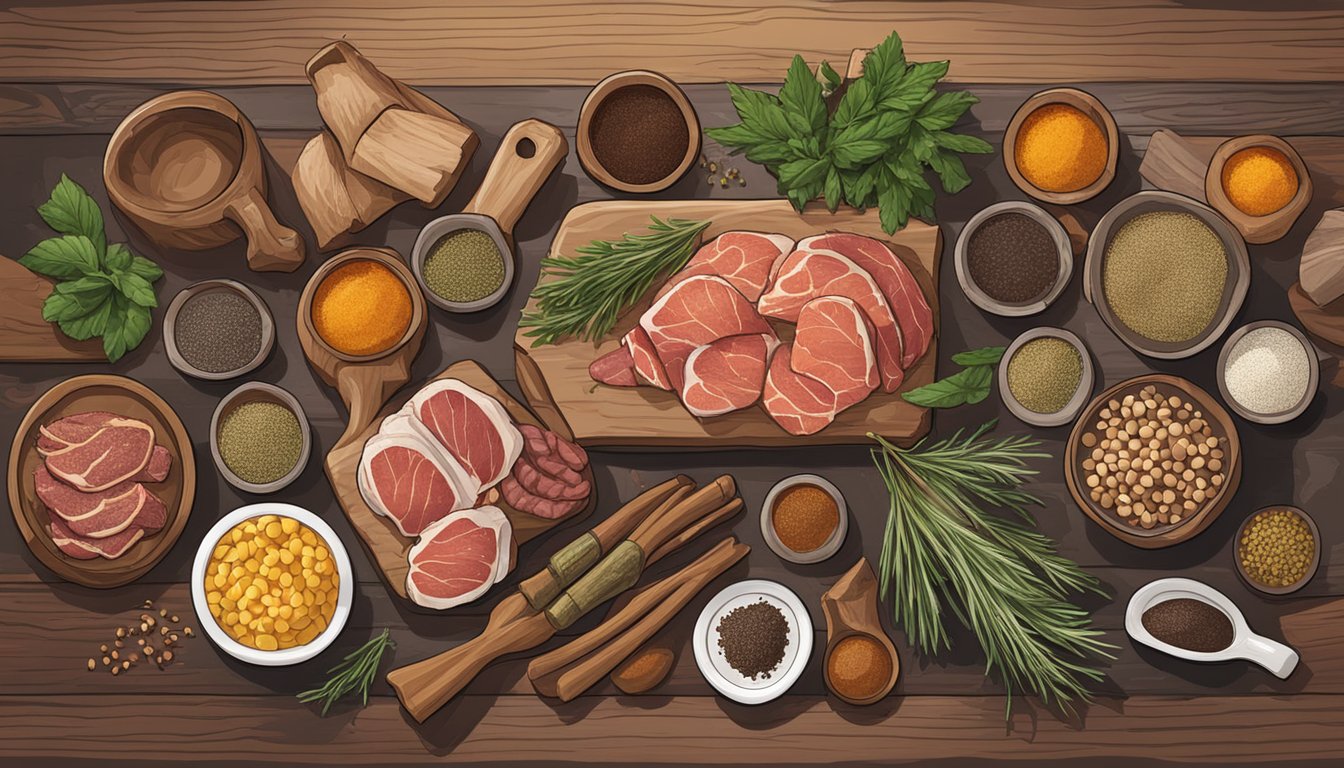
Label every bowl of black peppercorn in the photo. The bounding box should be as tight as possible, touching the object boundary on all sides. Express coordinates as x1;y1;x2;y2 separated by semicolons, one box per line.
955;201;1073;317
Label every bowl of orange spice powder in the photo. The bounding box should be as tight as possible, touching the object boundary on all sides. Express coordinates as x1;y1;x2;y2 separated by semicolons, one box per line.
760;474;847;564
300;247;422;361
1205;134;1312;244
1004;88;1119;205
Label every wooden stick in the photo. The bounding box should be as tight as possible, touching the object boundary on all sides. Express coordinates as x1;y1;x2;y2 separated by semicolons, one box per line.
645;497;743;567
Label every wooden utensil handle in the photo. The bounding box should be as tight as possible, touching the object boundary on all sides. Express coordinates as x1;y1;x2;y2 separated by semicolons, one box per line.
224;187;305;273
463;119;567;236
629;474;735;552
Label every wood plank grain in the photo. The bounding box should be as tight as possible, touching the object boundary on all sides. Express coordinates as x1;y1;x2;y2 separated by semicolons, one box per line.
2;2;1344;86
1;693;1343;766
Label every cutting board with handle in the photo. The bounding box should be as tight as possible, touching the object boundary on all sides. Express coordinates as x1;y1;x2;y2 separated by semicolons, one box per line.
513;199;941;447
0;256;105;361
325;359;595;609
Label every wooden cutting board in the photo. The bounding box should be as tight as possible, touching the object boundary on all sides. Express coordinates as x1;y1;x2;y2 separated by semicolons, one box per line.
0;256;105;361
514;199;941;447
325;359;595;608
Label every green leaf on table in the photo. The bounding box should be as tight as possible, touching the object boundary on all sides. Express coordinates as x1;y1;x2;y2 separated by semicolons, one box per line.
861;30;907;102
103;242;134;272
916;90;979;131
933;130;994;155
58;299;114;341
819;60;843;95
902;365;994;409
52;274;112;313
822;166;843;213
19;234;100;279
724;83;792;141
37;174;106;257
929;150;971;194
779;55;827;136
102;295;152;363
126;253;164;283
878;179;910;234
41;291;93;323
111;271;158;308
951;346;1006;367
831;78;875;130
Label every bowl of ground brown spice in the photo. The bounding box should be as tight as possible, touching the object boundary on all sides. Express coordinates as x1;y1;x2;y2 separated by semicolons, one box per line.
760;474;847;564
577;70;701;193
1004;88;1118;205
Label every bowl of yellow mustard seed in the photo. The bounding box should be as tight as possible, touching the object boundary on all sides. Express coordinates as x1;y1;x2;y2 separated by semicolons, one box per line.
1235;505;1319;596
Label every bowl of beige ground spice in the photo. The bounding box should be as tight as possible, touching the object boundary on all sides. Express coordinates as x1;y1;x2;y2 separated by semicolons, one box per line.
1085;191;1249;359
1235;506;1319;595
998;327;1094;428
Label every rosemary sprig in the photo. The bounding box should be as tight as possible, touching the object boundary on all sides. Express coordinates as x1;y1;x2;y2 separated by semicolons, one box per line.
870;422;1114;717
297;629;394;716
520;216;710;346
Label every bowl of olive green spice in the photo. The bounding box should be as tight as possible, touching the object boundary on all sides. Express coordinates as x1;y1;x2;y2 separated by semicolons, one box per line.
163;279;274;381
210;383;311;494
1085;191;1249;359
411;217;514;313
998;327;1094;428
1235;505;1319;596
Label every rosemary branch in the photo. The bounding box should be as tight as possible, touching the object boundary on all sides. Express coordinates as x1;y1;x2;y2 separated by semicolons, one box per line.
297;629;394;715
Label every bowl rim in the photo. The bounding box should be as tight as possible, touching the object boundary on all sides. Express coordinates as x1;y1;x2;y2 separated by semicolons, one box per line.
410;214;516;313
997;327;1095;428
1002;87;1119;205
1233;505;1321;596
1215;320;1320;425
162;278;276;381
297;247;425;363
1084;190;1251;360
954;200;1074;317
1204;134;1313;242
190;502;354;666
759;473;848;564
692;579;813;705
576;69;702;194
210;382;312;495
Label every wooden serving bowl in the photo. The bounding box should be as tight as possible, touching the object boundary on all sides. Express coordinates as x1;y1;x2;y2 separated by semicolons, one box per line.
296;246;428;451
104;90;305;272
577;70;701;194
8;375;195;587
821;559;899;706
1204;135;1313;244
1003;87;1119;205
1065;375;1241;549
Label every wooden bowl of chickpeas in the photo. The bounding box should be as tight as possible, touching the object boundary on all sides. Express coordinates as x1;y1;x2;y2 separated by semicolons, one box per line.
192;503;353;665
1064;374;1241;549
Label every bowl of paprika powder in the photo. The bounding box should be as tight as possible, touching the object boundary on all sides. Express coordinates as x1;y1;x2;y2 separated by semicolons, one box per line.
760;474;847;564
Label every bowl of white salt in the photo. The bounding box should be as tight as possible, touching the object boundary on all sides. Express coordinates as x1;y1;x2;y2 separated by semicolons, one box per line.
1216;320;1319;425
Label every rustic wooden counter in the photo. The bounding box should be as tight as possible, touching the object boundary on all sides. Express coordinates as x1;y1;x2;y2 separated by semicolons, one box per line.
2;2;1344;765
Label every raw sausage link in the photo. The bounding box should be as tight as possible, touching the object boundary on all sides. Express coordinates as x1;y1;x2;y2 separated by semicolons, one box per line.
513;454;591;501
501;476;586;519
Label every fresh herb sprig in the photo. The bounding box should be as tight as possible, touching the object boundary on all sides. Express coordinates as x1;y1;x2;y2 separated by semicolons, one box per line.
870;423;1114;717
19;175;163;362
297;629;395;716
706;30;993;234
901;345;1004;408
520;216;710;346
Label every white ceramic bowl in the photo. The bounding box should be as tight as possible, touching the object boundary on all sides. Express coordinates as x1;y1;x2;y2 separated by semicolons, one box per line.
759;474;848;564
191;503;354;666
694;579;813;704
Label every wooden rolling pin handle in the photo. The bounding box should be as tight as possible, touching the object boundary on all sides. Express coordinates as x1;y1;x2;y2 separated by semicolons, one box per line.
520;532;601;610
545;540;644;630
463;119;568;236
225;187;305;273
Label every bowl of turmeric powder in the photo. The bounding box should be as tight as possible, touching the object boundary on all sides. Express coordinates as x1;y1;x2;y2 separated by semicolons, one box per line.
1004;88;1119;205
1205;135;1312;245
760;474;847;564
298;247;425;362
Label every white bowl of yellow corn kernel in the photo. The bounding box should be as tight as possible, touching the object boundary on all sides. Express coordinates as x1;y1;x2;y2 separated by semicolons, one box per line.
192;503;353;666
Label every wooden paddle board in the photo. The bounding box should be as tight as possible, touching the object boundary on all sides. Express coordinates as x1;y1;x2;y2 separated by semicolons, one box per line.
514;199;941;447
325;359;595;608
0;256;105;361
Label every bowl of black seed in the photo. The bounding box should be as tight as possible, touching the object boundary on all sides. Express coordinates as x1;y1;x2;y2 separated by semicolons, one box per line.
693;579;812;705
164;279;274;380
955;201;1073;317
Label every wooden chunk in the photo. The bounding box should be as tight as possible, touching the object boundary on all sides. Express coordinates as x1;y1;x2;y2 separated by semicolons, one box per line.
0;257;104;361
1300;210;1344;307
292;132;408;251
350;108;476;204
1138;128;1214;202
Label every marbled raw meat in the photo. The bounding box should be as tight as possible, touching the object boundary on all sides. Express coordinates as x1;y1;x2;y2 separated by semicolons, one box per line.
655;231;794;302
410;379;522;490
49;513;147;560
358;426;478;537
35;466;166;539
789;296;879;412
762;346;841;436
405;506;512;610
640;275;772;393
681;332;779;418
42;416;157;492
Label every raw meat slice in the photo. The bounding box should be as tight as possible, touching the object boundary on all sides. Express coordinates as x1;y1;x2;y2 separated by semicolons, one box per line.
640;275;772;392
410;379;522;490
588;344;639;387
405;506;513;610
42;417;156;492
625;326;671;390
358;430;477;537
49;513;146;560
37;411;123;452
790;297;879;411
542;428;589;472
35;467;166;538
799;233;934;368
501;476;588;519
519;424;588;480
763;346;841;436
656;232;794;303
758;248;905;392
511;454;591;501
681;333;779;418
136;446;172;483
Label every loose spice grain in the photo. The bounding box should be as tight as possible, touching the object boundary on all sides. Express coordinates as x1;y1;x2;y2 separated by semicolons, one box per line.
1014;103;1107;193
771;483;839;553
312;260;412;356
423;229;506;304
827;634;891;701
1006;337;1082;414
217;401;303;485
173;290;263;373
589;84;689;185
1239;507;1315;589
1141;598;1233;653
716;599;790;680
1223;326;1312;416
1221;146;1298;217
966;212;1059;304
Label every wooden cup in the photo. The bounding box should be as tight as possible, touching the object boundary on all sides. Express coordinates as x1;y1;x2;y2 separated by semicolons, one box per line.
1003;88;1119;205
1205;135;1313;244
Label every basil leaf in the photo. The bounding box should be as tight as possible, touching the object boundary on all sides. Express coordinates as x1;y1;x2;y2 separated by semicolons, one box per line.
861;30;907;101
53;274;113;313
704;123;765;152
779;55;827;136
103;295;152;363
878;178;910;234
951;346;1006;367
112;271;157;308
778;156;830;190
916;90;979;131
724;83;792;142
929;151;971;194
902;365;994;409
127;253;164;282
819;60;843;95
38;174;106;257
103;242;133;272
831;78;875;130
41;291;91;323
19;234;100;279
934;131;994;154
822;166;842;213
58;299;114;341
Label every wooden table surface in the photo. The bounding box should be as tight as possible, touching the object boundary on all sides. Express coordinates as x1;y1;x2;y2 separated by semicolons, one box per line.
3;2;1344;765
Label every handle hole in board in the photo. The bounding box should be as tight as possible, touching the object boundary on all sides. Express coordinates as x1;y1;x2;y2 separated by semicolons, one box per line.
515;138;537;159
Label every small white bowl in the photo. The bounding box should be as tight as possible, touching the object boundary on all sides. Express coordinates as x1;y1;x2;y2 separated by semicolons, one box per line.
694;579;813;705
192;503;354;666
760;474;848;564
1125;577;1298;678
1216;320;1320;425
998;327;1095;428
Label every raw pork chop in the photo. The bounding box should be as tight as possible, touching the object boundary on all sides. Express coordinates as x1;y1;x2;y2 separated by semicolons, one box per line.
35;467;166;539
410;379;522;490
798;233;934;368
656;232;794;303
762;346;840;436
42;417;156;492
789;297;879;412
49;513;147;560
640;275;772;392
587;344;639;387
758;248;905;392
358;427;478;537
406;506;513;610
624;325;671;390
681;333;779;417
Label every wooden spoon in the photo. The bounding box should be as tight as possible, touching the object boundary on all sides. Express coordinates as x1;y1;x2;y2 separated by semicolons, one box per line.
820;558;900;706
611;646;675;695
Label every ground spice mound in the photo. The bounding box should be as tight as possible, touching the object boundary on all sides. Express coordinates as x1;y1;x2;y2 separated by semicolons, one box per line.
312;260;412;356
1102;211;1227;344
1221;146;1298;217
966;212;1059;303
716;599;790;680
827;634;891;701
771;483;839;553
589;84;689;185
1014;103;1107;193
1141;597;1233;653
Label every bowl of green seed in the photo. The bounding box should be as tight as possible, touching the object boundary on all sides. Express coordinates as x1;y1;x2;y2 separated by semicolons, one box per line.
998;327;1094;427
1085;191;1249;359
163;279;275;381
411;216;513;313
210;382;311;494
